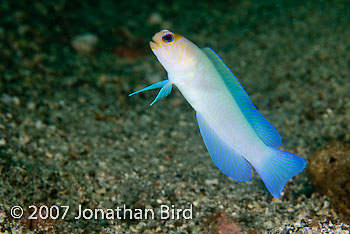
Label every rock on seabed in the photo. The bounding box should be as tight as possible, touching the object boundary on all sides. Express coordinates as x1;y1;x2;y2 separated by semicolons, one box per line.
308;141;350;222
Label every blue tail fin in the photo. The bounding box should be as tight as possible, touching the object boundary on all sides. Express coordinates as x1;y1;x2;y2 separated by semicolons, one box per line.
254;148;306;198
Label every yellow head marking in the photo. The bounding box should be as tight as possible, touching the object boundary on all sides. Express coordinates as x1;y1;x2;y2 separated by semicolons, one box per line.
149;30;183;51
150;29;197;73
161;32;183;46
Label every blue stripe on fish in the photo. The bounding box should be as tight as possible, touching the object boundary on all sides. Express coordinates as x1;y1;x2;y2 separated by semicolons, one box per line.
200;47;306;197
201;47;282;148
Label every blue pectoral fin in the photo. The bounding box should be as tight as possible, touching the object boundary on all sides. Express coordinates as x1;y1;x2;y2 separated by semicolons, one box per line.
129;80;168;96
255;148;306;198
150;81;172;106
196;112;252;182
201;47;282;147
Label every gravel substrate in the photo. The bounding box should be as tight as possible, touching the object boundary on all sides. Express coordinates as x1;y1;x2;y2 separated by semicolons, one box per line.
0;0;349;233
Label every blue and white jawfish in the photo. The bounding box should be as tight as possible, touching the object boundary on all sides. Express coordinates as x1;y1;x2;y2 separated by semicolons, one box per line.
130;30;306;198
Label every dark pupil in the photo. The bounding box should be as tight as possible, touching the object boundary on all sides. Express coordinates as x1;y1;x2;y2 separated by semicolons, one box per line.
163;34;173;42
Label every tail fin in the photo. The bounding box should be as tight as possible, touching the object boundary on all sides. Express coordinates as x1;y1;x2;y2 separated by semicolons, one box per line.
254;148;306;198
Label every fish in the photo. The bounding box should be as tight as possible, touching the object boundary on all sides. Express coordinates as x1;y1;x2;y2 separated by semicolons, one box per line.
129;29;306;198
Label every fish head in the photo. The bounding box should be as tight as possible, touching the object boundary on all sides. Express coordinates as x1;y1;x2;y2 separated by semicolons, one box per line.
150;29;197;73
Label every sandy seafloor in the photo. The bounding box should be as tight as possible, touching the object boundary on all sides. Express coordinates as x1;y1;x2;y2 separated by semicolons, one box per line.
0;0;349;233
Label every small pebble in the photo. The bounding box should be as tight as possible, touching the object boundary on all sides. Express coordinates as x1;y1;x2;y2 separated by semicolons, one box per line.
0;138;6;146
204;179;219;185
71;33;98;53
148;12;162;25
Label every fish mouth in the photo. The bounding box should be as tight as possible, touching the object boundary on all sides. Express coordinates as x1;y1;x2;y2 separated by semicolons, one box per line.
149;39;158;50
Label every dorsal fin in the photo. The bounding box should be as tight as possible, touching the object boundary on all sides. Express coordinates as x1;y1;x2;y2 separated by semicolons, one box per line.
201;47;282;147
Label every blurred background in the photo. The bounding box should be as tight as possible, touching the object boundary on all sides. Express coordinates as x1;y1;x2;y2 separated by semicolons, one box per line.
0;0;349;233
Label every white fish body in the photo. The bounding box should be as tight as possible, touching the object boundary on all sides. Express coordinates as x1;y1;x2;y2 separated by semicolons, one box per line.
130;30;306;197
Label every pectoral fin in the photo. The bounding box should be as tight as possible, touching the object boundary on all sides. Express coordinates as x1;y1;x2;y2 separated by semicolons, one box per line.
129;80;168;96
150;81;172;106
129;79;172;106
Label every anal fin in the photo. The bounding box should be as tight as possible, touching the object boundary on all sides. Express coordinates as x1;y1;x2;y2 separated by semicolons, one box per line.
196;112;252;182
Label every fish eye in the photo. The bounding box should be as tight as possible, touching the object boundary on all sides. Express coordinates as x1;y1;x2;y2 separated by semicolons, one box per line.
162;34;174;43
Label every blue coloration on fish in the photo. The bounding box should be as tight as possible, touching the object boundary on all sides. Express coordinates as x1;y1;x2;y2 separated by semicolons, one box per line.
129;30;307;197
129;79;173;106
196;112;252;182
202;47;283;148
